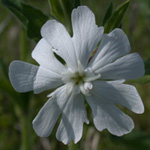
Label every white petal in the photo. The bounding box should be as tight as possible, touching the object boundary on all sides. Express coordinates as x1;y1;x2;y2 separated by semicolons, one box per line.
92;81;144;113
86;81;136;136
32;85;70;137
56;93;89;144
9;60;38;92
33;66;63;94
41;20;77;69
89;28;130;70
72;6;104;67
109;81;144;114
32;38;66;73
88;100;134;136
32;97;61;137
95;53;145;80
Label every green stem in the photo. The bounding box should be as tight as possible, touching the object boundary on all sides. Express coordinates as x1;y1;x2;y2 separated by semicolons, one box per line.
20;27;28;61
21;114;32;150
68;142;72;150
68;141;77;150
18;26;31;150
16;106;32;150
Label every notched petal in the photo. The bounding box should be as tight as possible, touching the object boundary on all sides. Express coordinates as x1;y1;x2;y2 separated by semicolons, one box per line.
32;38;66;73
90;28;131;70
56;93;88;144
9;60;38;92
86;92;134;136
41;20;77;69
86;80;144;136
32;97;61;137
71;6;104;67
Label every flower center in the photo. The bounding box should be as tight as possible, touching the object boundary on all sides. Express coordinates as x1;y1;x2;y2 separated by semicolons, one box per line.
71;72;85;85
62;64;100;95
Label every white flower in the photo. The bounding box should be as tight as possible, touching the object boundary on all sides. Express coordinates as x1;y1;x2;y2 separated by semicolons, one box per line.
9;6;145;144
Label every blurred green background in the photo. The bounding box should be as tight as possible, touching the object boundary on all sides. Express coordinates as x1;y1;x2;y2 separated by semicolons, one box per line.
0;0;150;149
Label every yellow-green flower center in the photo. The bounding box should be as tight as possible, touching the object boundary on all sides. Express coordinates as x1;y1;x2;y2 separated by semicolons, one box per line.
71;72;86;85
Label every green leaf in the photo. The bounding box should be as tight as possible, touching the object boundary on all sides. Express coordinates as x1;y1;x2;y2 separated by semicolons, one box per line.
2;0;28;27
49;0;81;34
102;2;113;26
104;0;130;33
2;0;49;41
22;3;49;41
127;75;150;85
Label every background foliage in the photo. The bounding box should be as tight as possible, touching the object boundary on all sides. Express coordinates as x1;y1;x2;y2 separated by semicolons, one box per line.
0;0;150;149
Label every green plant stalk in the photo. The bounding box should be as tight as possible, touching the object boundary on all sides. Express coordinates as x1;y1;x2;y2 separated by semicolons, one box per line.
68;142;73;150
20;110;32;150
68;141;80;150
20;27;28;61
19;26;32;150
15;105;32;150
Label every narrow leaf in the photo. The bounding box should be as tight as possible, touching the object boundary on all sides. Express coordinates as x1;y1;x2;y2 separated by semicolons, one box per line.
104;0;130;33
2;0;28;27
127;75;150;85
21;3;49;41
102;2;113;26
49;0;64;23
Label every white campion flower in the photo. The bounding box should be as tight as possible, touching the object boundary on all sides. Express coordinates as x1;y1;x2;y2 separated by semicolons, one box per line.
9;6;145;144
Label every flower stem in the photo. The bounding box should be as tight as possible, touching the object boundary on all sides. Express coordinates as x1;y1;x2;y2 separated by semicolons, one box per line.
19;25;32;150
21;114;32;150
20;27;28;61
68;142;72;150
16;106;32;150
68;141;78;150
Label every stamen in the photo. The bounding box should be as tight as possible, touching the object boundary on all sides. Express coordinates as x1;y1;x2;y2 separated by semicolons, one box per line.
84;67;93;74
61;68;75;83
79;82;93;95
84;82;93;90
61;62;100;96
77;61;84;75
84;74;101;82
